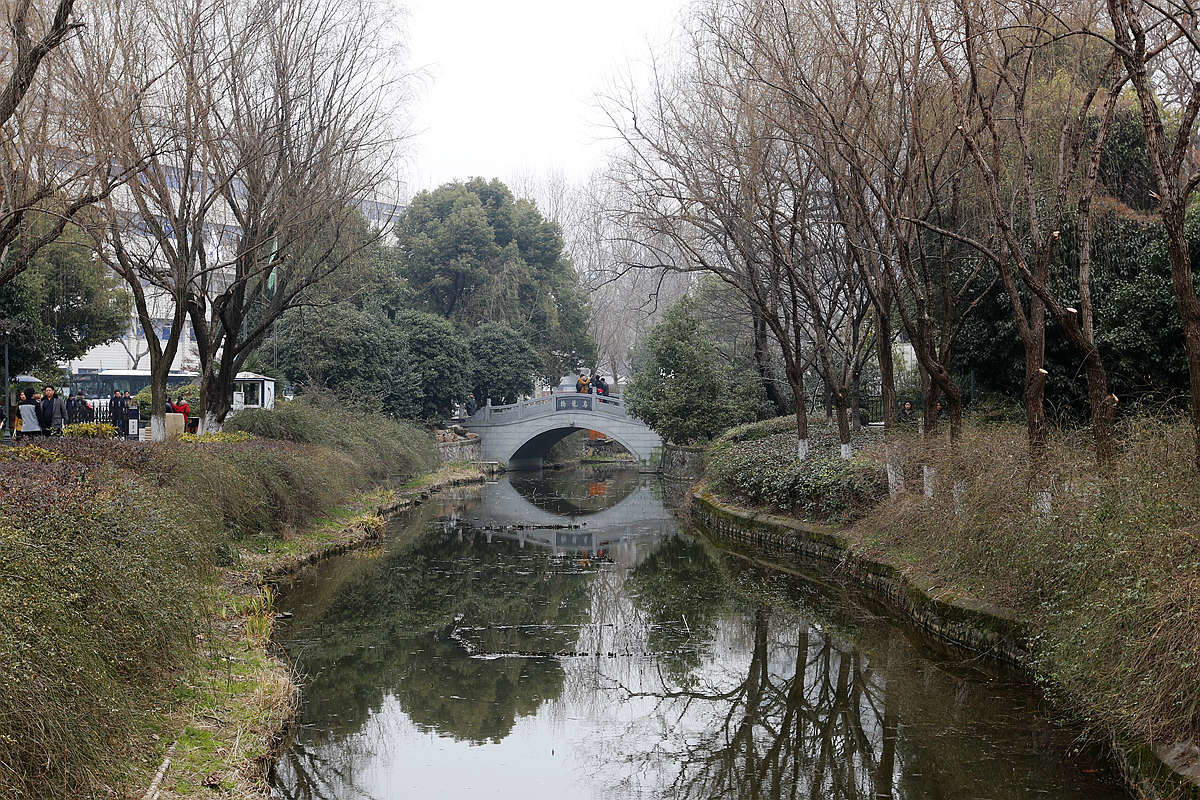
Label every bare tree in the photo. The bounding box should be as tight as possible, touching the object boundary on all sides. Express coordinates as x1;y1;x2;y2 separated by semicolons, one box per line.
1105;0;1200;470
87;0;254;440
753;0;991;443
603;17;837;457
0;0;139;287
186;0;407;431
918;0;1125;463
560;172;694;388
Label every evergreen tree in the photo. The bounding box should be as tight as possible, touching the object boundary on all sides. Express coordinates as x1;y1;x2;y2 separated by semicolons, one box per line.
468;322;541;405
626;296;768;444
392;178;595;381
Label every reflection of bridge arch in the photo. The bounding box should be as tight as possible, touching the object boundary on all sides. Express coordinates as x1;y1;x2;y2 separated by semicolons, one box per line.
463;393;664;470
509;466;639;515
462;478;678;565
468;479;674;529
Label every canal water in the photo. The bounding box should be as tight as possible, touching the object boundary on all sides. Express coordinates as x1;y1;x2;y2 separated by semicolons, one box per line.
268;466;1129;800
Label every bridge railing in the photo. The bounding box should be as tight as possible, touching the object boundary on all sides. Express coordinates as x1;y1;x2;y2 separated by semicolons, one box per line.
469;392;628;424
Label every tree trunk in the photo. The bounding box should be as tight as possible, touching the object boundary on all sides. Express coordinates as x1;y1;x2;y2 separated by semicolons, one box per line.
849;372;862;431
920;365;938;440
197;338;244;433
1026;290;1049;466
943;379;963;443
834;391;852;459
877;307;897;431
199;376;234;434
1025;356;1049;469
149;363;169;443
789;368;809;459
1079;347;1117;463
753;310;789;416
1164;212;1200;473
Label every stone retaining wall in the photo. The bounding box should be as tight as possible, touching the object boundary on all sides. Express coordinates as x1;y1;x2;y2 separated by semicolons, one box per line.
436;437;482;463
690;485;1200;800
691;488;1030;664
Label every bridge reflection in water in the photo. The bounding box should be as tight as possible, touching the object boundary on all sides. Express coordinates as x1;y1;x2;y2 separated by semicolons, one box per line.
450;466;677;565
268;468;1126;800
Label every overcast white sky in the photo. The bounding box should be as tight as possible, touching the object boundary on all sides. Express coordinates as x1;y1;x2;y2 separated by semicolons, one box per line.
400;0;687;194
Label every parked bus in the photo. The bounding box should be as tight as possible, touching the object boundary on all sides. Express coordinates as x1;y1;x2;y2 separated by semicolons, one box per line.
70;369;198;400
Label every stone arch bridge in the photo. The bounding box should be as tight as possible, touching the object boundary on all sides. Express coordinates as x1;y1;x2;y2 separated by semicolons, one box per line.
462;393;664;471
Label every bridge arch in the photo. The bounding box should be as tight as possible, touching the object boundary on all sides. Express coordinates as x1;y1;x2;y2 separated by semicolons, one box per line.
462;393;664;471
503;418;643;469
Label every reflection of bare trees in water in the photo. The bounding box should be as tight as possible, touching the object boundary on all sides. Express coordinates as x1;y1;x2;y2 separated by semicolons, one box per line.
615;608;901;800
273;742;383;800
272;521;1122;800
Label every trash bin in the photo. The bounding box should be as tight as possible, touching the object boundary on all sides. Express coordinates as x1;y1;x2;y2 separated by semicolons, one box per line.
126;406;140;440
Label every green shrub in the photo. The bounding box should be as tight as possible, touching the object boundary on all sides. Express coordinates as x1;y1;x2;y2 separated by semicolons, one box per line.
178;430;253;443
707;417;886;522
0;444;64;463
626;296;770;444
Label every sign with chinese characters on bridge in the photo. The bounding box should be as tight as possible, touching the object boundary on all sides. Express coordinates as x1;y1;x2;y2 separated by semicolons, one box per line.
557;396;592;412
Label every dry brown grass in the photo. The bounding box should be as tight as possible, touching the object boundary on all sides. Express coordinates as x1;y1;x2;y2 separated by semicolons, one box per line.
848;415;1200;749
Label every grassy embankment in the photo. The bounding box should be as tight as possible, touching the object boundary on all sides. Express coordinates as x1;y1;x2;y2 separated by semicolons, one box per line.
705;414;1200;795
0;399;463;800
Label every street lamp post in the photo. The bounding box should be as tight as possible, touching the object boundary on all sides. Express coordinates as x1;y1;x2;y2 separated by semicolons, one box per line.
2;325;10;443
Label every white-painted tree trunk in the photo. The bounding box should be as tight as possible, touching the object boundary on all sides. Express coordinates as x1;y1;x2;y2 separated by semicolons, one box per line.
797;438;809;459
922;465;936;498
886;443;905;495
840;443;852;460
150;413;167;442
953;480;967;514
200;410;222;435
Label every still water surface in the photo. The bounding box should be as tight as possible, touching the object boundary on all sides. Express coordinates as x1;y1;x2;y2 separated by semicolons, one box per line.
269;466;1128;799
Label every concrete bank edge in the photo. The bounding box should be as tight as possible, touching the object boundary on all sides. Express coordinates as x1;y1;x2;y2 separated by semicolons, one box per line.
689;486;1200;800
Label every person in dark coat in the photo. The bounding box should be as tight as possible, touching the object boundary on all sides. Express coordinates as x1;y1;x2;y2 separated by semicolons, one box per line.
111;390;126;430
465;393;478;416
66;392;84;423
38;386;67;435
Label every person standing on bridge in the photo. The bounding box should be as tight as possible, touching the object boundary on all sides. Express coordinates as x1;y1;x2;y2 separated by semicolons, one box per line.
576;374;591;394
595;375;609;397
466;393;477;416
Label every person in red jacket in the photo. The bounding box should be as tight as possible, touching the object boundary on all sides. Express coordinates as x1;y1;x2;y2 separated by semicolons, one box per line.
174;394;193;431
